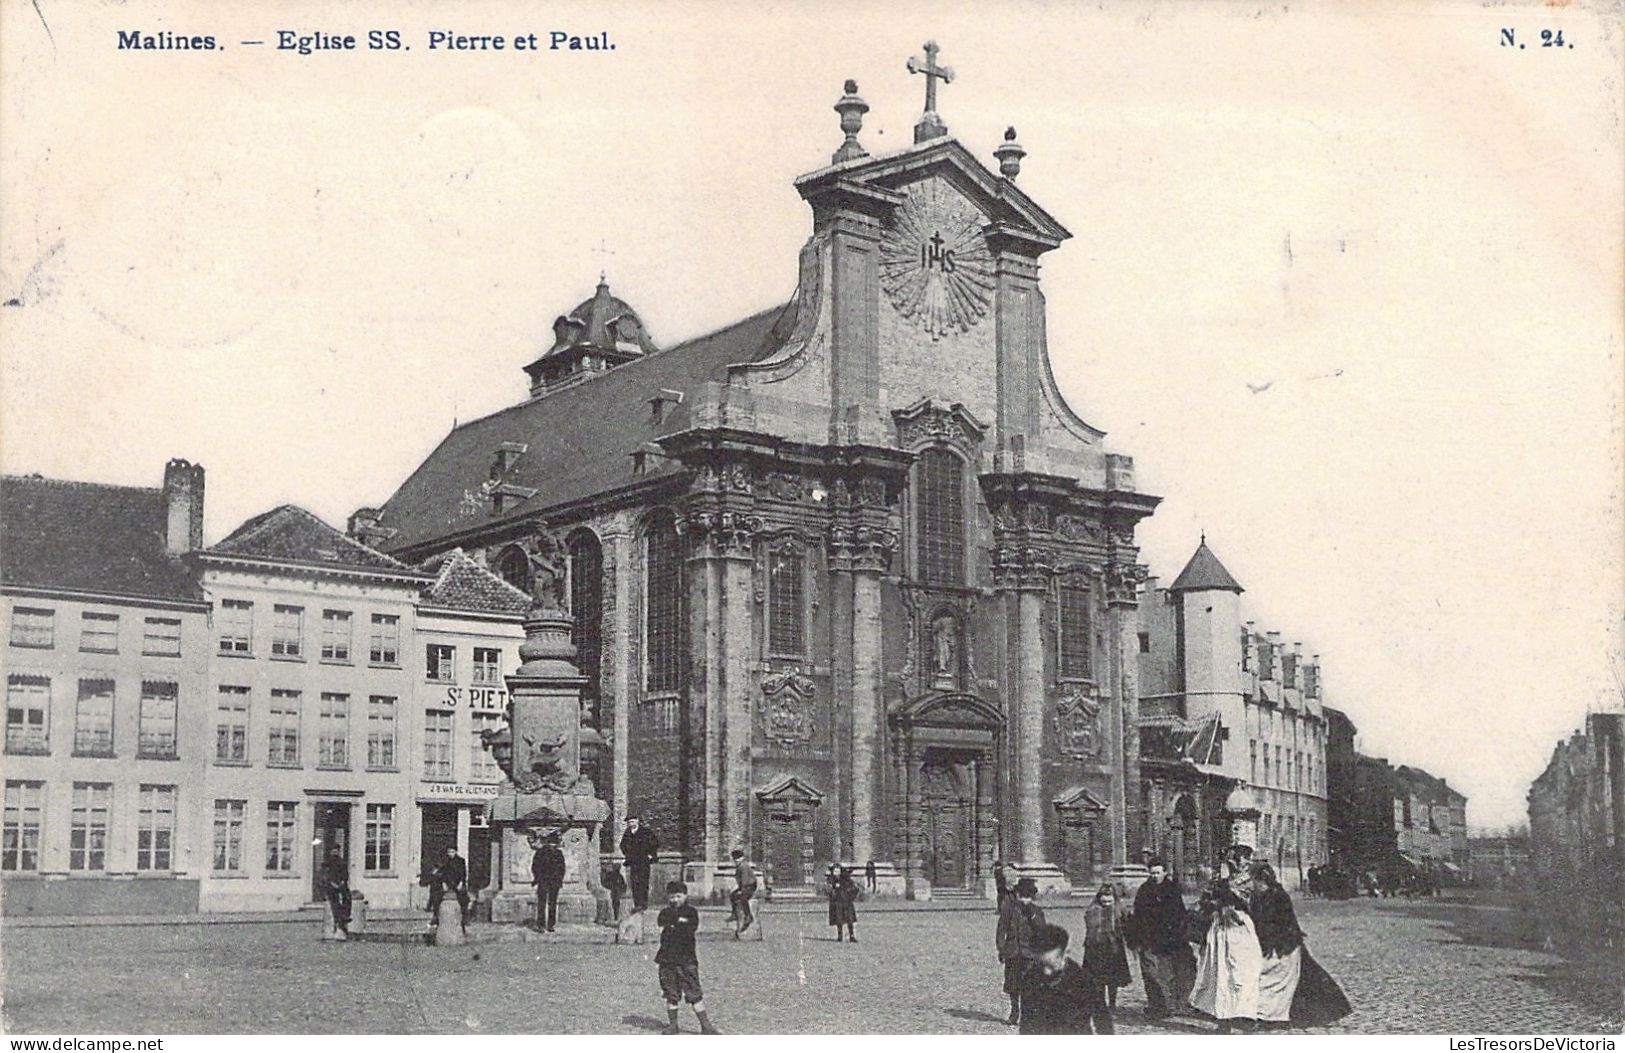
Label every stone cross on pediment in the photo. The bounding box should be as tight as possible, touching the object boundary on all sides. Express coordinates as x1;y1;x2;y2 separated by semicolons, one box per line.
907;40;954;142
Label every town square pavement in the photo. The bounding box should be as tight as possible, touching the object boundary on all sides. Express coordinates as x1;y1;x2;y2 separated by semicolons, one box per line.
2;893;1618;1034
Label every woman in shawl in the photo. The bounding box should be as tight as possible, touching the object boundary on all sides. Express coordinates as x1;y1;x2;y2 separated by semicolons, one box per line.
1188;857;1263;1032
828;865;860;942
1248;863;1303;1025
1249;863;1353;1028
1083;883;1133;1017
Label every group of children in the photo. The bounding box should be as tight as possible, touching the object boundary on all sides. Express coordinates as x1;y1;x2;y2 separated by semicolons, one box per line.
997;874;1127;1034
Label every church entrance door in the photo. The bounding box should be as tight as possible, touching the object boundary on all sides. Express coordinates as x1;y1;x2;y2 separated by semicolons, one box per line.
765;811;807;888
920;754;974;890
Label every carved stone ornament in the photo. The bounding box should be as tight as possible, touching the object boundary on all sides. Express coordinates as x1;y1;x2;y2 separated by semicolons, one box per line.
879;182;995;340
893;400;986;452
1104;562;1148;606
1056;514;1106;543
1054;692;1103;760
761;670;816;749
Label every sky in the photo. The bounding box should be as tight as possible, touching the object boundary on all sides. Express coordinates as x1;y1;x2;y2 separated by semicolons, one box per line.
2;0;1621;830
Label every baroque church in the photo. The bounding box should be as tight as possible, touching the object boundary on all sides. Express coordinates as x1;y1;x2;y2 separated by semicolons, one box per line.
351;48;1161;896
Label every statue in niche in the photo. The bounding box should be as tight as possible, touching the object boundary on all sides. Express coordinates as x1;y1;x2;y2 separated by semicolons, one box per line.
931;614;959;689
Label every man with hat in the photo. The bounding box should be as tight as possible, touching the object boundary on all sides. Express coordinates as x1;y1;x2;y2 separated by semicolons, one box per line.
531;832;566;932
619;816;659;912
995;876;1046;1026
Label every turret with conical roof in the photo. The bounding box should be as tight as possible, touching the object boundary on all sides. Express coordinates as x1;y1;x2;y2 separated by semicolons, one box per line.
522;277;658;399
1169;535;1244;594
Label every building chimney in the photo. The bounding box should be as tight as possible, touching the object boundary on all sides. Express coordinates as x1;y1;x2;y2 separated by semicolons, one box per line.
347;507;388;547
162;459;205;555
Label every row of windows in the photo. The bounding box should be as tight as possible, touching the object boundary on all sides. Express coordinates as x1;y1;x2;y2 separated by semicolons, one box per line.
2;781;401;876
9;608;182;656
423;644;502;684
217;601;401;665
211;799;396;875
1259;813;1321;860
1249;740;1324;795
2;780;174;873
5;676;177;758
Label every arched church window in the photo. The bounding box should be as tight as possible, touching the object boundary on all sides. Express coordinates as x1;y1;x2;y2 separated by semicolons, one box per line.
644;511;683;693
495;545;533;597
1058;574;1092;680
568;530;604;726
767;541;806;659
916;448;965;585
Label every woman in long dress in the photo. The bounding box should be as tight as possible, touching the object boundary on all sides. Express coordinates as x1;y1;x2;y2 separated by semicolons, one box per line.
1188;859;1263;1032
1248;863;1304;1024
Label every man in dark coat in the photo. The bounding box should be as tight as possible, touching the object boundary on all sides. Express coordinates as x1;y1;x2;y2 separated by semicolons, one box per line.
620;816;659;912
531;834;566;931
1129;860;1197;1019
323;854;352;936
432;847;469;929
996;877;1046;1026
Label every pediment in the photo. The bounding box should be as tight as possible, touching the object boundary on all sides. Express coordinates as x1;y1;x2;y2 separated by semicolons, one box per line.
756;774;825;804
893;690;1003;731
795;137;1071;253
1054;786;1109;813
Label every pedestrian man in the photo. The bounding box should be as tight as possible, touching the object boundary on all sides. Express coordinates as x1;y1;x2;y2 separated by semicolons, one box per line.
729;848;758;937
865;859;877;892
1127;859;1195;1020
433;846;469;930
531;833;566;932
655;880;721;1034
323;853;353;939
620;816;659;912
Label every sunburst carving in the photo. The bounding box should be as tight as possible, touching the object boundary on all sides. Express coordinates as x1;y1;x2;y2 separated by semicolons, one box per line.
879;183;995;340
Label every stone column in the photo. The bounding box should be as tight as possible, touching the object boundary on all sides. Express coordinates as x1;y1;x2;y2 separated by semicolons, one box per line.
686;542;722;869
719;534;755;855
1107;562;1147;861
1015;587;1047;864
605;526;635;846
849;567;882;864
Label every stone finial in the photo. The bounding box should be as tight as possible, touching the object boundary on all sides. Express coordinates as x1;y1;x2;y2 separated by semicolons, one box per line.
832;79;870;163
994;126;1026;180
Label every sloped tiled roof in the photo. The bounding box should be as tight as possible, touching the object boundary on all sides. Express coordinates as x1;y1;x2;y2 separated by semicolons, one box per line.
373;302;792;554
420;548;531;615
1168;539;1244;594
0;475;203;603
208;505;426;578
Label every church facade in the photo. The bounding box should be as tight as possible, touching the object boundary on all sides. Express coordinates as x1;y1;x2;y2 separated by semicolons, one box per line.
356;55;1159;896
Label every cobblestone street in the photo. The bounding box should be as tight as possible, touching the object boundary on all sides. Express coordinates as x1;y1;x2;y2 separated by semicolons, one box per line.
2;894;1619;1034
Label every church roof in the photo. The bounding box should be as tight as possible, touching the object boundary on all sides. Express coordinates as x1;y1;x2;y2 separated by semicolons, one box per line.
419;548;531;615
207;505;429;580
1168;538;1244;594
374;301;793;555
0;474;203;604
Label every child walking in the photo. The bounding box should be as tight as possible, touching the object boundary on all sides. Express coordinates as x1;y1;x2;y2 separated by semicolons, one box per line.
655;880;721;1035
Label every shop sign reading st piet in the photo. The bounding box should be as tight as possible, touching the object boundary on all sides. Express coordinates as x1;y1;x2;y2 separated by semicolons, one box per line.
443;685;509;711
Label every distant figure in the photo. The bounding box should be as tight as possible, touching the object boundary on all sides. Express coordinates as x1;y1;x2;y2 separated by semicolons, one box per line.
729;848;758;937
531;834;566;932
601;862;627;921
992;859;1011;902
865;859;878;892
996;877;1046;1026
1127;859;1195;1019
323;855;352;938
828;866;861;942
620;816;659;912
655;881;720;1035
431;847;469;930
1016;923;1108;1034
1083;883;1132;1017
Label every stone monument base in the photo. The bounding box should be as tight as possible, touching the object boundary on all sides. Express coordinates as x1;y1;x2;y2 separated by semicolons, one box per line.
1008;861;1073;895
